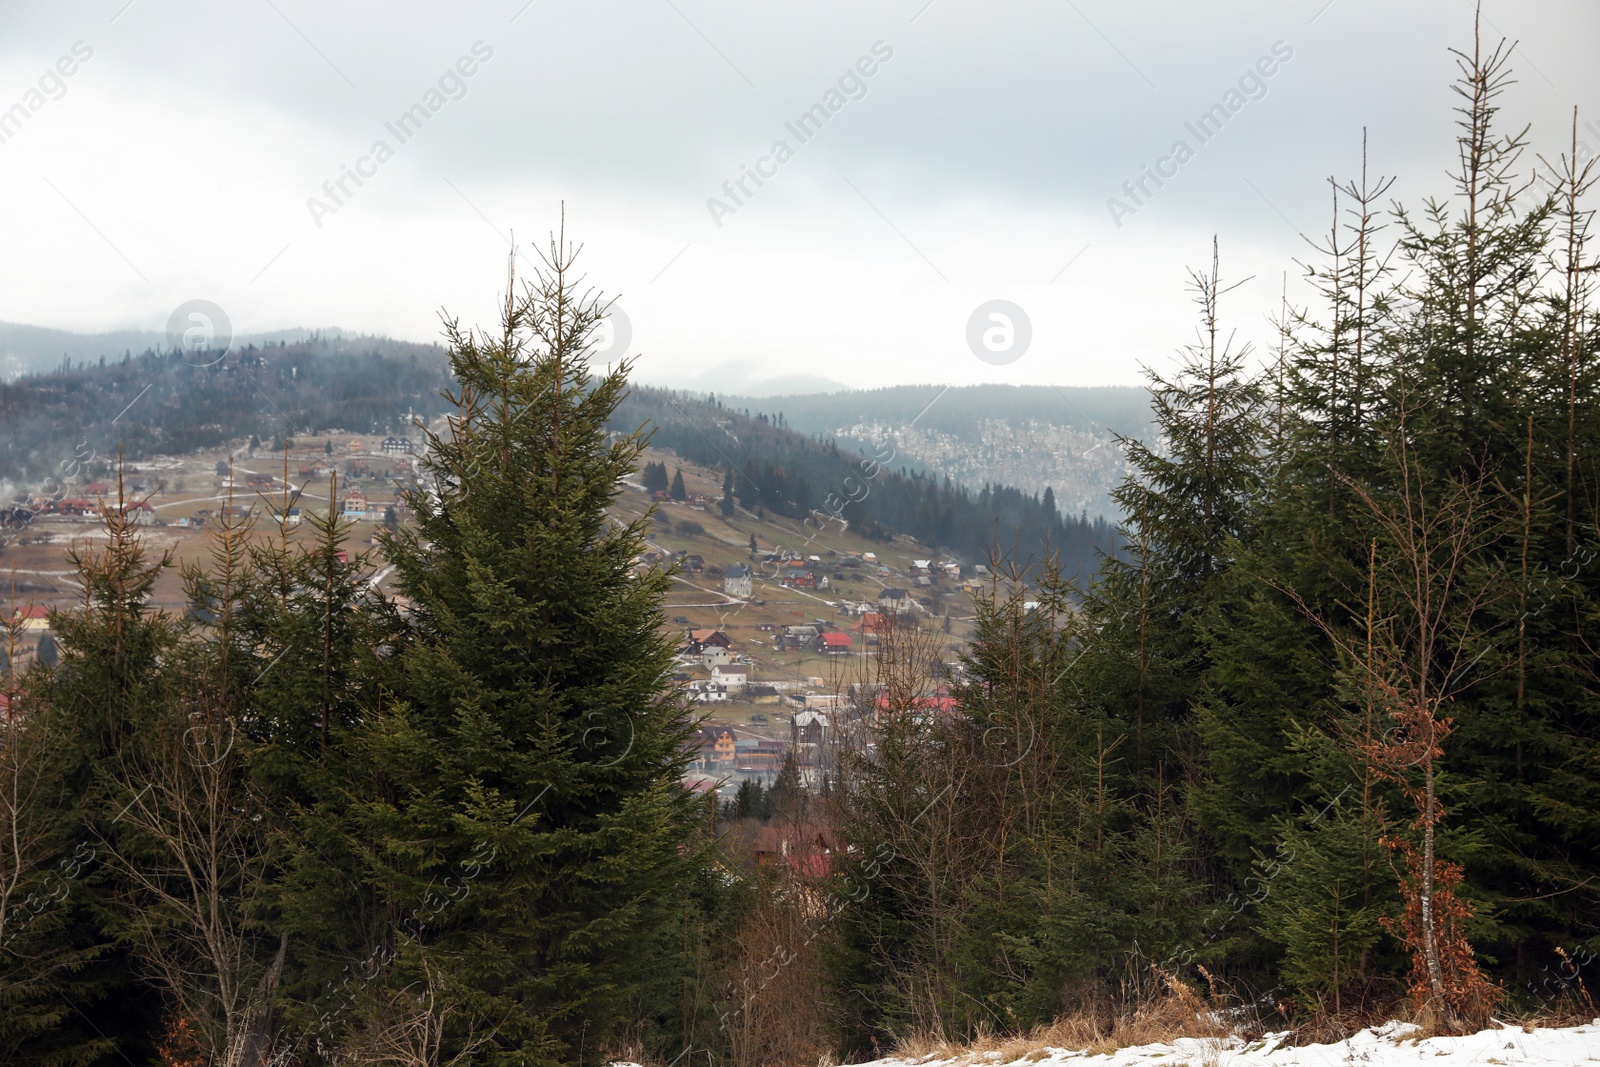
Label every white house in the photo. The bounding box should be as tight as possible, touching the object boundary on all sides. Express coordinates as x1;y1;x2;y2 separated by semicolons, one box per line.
701;645;731;668
710;663;748;689
723;563;752;598
878;588;917;614
687;681;729;703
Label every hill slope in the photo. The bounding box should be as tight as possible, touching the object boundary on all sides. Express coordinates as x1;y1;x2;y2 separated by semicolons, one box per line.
724;384;1152;519
0;326;1125;574
611;386;1116;577
0;336;452;485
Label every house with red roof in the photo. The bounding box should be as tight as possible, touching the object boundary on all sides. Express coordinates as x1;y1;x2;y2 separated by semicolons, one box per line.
856;612;890;635
683;629;733;655
873;686;961;726
13;605;50;632
816;632;852;655
754;822;835;880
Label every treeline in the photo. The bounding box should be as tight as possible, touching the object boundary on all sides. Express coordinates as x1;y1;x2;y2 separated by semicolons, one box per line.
0;336;452;484
3;30;1597;1067
826;30;1599;1050
611;387;1115;577
0;260;725;1067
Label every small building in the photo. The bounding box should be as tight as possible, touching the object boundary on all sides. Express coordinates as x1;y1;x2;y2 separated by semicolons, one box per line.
781;568;828;590
817;632;852;655
792;710;829;746
710;663;748;689
872;687;961;726
734;739;786;773
701;645;731;668
857;612;890;636
380;436;415;455
878;588;917;614
754;823;835;879
696;725;736;766
723;563;752;598
13;605;50;633
747;684;782;705
685;629;733;653
341;489;369;519
688;681;730;704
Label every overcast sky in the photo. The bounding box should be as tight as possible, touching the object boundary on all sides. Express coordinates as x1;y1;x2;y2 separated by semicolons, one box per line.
0;0;1596;392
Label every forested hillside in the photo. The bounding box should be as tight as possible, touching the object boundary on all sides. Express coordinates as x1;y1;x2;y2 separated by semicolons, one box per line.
0;27;1597;1067
0;321;351;379
0;335;453;484
729;384;1153;518
610;386;1116;576
827;33;1600;1050
0;336;1113;574
736;383;1153;440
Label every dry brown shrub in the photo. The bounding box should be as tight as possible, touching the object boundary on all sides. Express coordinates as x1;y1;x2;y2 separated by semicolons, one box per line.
719;821;833;1067
1280;998;1398;1047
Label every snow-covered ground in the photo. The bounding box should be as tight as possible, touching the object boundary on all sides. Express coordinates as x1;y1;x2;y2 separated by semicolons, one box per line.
846;1020;1600;1067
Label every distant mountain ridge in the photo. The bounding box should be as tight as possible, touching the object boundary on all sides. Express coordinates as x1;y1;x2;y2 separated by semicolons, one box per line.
0;334;452;485
722;384;1152;519
611;385;1116;576
0;322;1150;522
0;321;395;379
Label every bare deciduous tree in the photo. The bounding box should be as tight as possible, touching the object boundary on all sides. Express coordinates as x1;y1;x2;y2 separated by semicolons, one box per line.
100;683;285;1067
335;951;500;1067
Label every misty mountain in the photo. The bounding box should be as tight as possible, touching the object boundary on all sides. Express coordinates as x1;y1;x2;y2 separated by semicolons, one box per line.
721;384;1153;519
0;335;451;484
611;385;1116;576
0;321;392;380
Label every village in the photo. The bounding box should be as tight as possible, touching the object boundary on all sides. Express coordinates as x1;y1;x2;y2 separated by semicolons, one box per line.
613;455;994;806
2;431;990;810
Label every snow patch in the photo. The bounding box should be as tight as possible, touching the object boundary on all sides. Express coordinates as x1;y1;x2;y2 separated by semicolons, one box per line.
844;1020;1600;1067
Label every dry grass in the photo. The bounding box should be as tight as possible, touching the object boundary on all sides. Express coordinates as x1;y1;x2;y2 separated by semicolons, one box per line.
888;972;1236;1065
1253;988;1595;1048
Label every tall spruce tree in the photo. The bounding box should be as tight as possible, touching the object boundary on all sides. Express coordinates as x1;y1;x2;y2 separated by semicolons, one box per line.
1193;16;1600;1014
338;235;704;1064
19;485;178;1064
1082;240;1265;791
